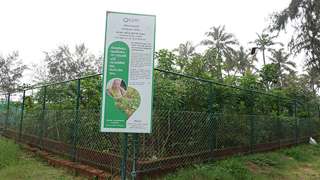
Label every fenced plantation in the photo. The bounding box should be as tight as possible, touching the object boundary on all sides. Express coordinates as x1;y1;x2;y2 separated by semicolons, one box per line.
0;68;319;178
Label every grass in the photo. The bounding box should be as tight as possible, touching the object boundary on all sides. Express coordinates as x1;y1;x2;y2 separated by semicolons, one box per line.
0;137;82;180
2;136;320;180
162;144;320;180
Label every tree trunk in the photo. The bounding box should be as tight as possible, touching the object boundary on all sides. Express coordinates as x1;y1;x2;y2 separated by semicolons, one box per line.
262;49;266;65
216;52;223;82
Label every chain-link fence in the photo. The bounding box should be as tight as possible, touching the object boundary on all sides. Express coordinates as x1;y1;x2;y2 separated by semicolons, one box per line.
0;69;319;179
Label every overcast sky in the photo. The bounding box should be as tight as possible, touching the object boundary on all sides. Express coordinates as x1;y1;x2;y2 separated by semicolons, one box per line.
0;0;294;82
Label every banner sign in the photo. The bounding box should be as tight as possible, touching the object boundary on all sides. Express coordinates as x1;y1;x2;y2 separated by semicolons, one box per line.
100;11;156;133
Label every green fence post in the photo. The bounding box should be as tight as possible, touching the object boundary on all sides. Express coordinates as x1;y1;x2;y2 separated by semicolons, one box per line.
19;90;26;141
121;133;128;180
294;101;299;144
5;93;10;131
248;93;255;153
306;103;311;137
208;83;215;156
72;79;81;162
250;113;255;153
39;86;47;149
131;134;139;180
277;99;281;148
318;104;320;122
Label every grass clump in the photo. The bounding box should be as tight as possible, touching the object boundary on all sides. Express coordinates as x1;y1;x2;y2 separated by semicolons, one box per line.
0;137;83;180
281;146;311;162
163;144;320;180
0;138;19;169
246;152;284;167
165;157;252;180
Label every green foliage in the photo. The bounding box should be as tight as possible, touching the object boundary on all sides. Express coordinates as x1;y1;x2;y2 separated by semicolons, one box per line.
165;157;251;180
247;153;283;167
260;63;280;88
155;49;177;72
0;51;27;93
272;0;320;70
115;87;141;117
164;144;320;180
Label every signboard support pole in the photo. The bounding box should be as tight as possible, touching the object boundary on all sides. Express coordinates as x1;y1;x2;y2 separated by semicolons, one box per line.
121;133;128;180
19;90;26;141
131;134;138;180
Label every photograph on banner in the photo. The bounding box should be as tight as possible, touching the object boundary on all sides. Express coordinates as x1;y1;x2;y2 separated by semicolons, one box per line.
100;11;156;133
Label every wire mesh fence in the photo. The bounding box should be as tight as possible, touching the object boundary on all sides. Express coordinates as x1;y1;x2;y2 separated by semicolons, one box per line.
0;68;319;179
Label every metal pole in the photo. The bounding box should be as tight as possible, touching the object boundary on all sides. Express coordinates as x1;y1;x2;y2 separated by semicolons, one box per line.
249;95;255;153
39;86;47;149
307;104;312;137
208;83;215;155
250;114;255;153
294;101;299;144
19;90;26;141
131;134;139;180
121;133;128;180
277;99;281;148
5;93;10;131
318;104;320;122
72;79;81;162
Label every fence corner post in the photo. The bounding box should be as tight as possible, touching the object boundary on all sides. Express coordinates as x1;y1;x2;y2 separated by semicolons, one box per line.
277;99;281;149
249;113;255;153
294;101;299;144
5;93;10;131
39;86;47;149
72;78;81;162
208;83;215;158
248;95;255;154
19;90;26;141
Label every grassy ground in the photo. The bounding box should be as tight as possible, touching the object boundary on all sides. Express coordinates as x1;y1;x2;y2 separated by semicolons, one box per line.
0;137;82;180
163;144;320;180
2;136;320;180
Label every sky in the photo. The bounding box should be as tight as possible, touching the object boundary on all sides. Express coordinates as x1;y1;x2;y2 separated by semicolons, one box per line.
0;0;294;83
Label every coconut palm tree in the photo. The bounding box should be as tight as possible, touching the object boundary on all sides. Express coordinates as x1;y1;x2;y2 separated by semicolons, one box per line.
234;46;257;76
201;25;238;81
269;48;296;87
173;41;196;72
250;30;283;65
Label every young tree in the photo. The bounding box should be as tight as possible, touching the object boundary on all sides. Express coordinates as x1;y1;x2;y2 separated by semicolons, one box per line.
41;43;97;83
173;41;196;72
155;49;176;72
260;63;279;90
0;51;27;93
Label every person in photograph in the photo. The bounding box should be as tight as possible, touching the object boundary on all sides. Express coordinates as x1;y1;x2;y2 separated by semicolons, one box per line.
108;79;126;98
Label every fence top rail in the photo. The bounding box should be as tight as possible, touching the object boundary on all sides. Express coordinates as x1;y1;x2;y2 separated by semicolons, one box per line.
0;68;317;105
23;73;102;91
